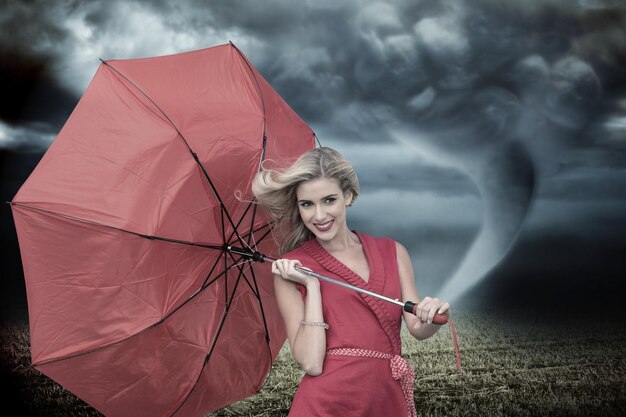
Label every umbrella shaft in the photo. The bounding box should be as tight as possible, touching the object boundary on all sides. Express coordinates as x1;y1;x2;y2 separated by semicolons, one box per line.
227;247;405;308
293;266;405;308
226;245;266;262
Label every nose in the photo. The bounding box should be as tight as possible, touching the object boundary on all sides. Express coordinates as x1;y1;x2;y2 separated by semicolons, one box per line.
314;204;325;221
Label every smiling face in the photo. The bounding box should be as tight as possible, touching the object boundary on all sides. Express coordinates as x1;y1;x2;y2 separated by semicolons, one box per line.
296;177;353;243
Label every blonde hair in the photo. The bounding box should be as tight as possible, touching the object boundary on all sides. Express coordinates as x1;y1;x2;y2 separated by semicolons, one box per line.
252;147;360;255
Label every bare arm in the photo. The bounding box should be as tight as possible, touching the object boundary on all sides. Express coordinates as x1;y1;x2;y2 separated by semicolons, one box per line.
272;259;326;376
396;242;450;340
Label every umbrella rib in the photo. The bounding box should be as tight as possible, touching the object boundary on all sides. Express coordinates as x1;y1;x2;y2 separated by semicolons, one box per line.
223;198;267;258
244;222;275;250
169;256;253;322
249;203;260;251
221;207;229;303
31;255;247;367
314;132;322;147
100;59;252;252
99;59;274;258
99;59;194;158
10;203;278;265
236;198;273;345
168;239;275;416
226;251;258;297
230;221;274;247
11;202;276;297
222;251;275;394
200;248;226;289
225;198;255;248
194;162;254;252
247;262;272;344
231;42;273;227
9;201;228;251
225;221;276;345
226;224;278;297
168;256;253;417
243;191;261;253
247;108;267;252
230;42;267;148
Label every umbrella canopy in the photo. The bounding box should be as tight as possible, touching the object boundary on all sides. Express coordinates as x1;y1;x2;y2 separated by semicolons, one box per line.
11;43;315;417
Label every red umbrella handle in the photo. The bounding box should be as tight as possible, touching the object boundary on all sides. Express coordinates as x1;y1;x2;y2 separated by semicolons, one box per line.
402;301;448;324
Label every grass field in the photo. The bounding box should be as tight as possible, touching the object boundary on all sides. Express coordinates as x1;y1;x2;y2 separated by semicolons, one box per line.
1;308;624;416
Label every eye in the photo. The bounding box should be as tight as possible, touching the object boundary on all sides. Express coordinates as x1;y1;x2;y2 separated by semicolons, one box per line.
299;201;312;208
324;197;336;204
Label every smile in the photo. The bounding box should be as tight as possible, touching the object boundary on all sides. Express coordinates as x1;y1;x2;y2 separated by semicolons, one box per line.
313;220;334;232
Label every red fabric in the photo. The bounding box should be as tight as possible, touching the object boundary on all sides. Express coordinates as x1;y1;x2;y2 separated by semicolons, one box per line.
11;43;315;417
448;319;462;372
285;233;414;417
326;348;416;417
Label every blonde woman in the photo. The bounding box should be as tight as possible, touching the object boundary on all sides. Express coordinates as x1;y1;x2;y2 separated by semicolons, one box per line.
252;147;450;417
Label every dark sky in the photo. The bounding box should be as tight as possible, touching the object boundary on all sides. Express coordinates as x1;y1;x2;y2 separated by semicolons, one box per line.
1;0;626;321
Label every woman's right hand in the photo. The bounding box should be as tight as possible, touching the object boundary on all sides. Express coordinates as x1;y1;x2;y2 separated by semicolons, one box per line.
271;259;313;287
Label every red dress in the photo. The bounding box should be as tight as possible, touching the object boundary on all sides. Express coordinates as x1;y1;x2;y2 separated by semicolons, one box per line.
284;232;414;417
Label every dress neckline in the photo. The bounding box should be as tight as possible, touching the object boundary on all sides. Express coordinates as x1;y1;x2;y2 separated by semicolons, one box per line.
303;231;384;295
315;231;370;284
301;232;400;352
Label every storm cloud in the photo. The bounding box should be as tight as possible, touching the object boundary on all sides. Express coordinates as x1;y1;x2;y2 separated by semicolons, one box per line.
2;0;625;309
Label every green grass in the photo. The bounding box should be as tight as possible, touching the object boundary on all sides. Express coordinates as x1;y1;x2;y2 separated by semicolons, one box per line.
2;309;625;416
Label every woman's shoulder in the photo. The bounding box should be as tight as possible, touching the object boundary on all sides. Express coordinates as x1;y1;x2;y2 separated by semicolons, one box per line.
282;239;315;260
359;232;398;250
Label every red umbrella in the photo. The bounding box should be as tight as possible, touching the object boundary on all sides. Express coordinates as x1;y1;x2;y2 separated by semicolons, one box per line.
10;43;315;417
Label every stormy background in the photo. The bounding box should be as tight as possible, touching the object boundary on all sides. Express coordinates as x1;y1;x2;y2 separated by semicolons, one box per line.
1;0;626;325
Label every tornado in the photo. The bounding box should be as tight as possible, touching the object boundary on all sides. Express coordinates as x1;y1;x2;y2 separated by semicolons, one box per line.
439;141;535;304
394;87;536;305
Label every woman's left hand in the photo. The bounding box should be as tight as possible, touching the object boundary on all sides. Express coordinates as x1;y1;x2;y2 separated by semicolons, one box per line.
412;296;450;328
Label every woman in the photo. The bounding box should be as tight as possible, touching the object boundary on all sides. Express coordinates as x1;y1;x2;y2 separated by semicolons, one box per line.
252;147;450;417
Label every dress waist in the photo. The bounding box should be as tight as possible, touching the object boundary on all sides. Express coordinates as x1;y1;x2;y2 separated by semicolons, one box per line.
326;347;417;417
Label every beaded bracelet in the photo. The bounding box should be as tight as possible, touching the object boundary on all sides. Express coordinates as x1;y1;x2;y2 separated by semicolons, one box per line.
300;320;329;330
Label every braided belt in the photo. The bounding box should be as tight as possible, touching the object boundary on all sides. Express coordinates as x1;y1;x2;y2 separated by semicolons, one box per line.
326;348;417;417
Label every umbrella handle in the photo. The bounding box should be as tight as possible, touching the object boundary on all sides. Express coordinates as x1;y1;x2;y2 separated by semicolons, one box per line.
403;301;449;325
